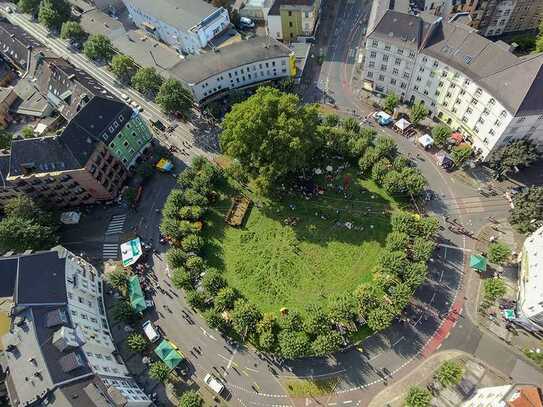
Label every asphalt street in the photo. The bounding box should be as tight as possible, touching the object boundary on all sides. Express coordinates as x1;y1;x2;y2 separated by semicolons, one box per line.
10;0;542;404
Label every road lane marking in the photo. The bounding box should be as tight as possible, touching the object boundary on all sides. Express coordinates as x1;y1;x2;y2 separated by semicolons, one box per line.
392;336;405;347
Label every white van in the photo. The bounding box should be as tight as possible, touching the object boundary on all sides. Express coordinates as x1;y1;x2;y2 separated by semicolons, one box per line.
204;373;225;395
142;320;160;343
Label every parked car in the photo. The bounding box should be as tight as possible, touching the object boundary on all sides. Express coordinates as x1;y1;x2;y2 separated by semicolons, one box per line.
204;373;225;395
142;320;161;343
239;17;255;29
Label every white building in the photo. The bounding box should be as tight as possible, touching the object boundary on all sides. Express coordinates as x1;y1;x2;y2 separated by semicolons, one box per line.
121;0;230;54
1;247;151;407
170;36;295;104
517;226;543;331
362;10;543;160
462;384;543;406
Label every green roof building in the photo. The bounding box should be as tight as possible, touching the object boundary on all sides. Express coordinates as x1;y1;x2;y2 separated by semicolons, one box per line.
108;111;152;170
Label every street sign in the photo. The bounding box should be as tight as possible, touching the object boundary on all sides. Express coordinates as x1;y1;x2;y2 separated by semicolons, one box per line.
121;238;142;267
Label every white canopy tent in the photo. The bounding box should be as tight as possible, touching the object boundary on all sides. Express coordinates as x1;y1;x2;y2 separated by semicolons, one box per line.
418;134;434;148
394;118;411;131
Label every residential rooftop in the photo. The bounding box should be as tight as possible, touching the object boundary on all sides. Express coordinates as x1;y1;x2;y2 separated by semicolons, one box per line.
269;0;316;15
368;10;543;115
170;36;293;84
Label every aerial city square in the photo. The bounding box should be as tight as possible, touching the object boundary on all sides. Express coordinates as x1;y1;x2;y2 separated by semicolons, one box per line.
0;0;542;406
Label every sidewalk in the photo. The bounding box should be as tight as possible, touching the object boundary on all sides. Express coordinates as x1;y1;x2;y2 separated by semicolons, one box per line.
368;350;509;407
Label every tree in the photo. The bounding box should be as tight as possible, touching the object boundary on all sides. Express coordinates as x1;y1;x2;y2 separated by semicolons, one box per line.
204;309;228;331
278;329;310;359
411;237;436;263
171;267;193;290
110;54;137;83
214;286;239;311
451;144;472;166
401;167;427;195
156;79;194;115
487;242;512;265
257;313;277;351
510;186;543;233
405;386;432;407
323;113;340;127
431;124;451;147
355;283;383;318
488;140;540;177
21;126;35;138
165;248;188;269
302;304;330;337
409;101;428;125
60;21;85;43
181;234;204;253
371;158;392;185
38;0;71;31
0;195;58;252
202;270;226;296
327;293;357;327
403;262;428;289
366;305;395;331
149;361;171;383
385;231;409;252
132;67;163;98
185;256;205;274
18;0;41;16
186;290;207;310
84;34;114;62
391;211;419;235
106;266;130;291
375;136;397;159
384;92;399;113
126;333;147;353
358;147;379;174
341;117;360;133
311;331;343;356
231;299;262;337
111;301;137;323
220;87;322;189
435;360;464;388
383;170;405;195
379;250;408;277
178;390;203;407
484;278;507;302
0;129;12;150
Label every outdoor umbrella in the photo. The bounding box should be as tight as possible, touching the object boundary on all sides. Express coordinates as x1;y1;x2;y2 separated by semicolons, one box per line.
128;276;147;313
469;254;487;272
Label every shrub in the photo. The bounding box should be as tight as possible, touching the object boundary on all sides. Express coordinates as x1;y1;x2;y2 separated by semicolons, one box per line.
487;242;512;265
405;386;432;407
126;333;147;353
484;278;507;302
435;360;464;387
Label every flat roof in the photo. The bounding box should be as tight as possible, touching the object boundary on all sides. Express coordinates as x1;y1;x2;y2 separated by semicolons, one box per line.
169;36;292;84
126;0;219;31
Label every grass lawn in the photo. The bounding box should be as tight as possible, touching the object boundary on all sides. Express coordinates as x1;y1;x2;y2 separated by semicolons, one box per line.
203;167;400;317
282;377;339;397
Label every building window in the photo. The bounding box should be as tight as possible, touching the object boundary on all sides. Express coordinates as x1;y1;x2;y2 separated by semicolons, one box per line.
367;71;373;78
394;58;401;65
409;51;415;58
489;129;495;136
380;64;387;71
489;98;495;105
378;74;385;81
403;72;409;79
390;78;396;85
400;82;406;89
397;48;404;55
370;51;377;58
382;55;389;62
471;98;478;105
372;40;378;47
517;117;525;123
384;44;391;51
392;68;398;75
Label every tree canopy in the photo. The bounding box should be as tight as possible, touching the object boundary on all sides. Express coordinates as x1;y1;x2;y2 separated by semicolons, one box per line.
509;186;543;233
431;124;451;147
405;386;432;407
384;92;399;113
178;390;203;407
132;67;163;97
0;195;58;252
38;0;71;31
110;54;137;83
409;101;428;125
220;87;322;191
488;140;540;177
18;0;41;16
60;21;85;42
0;129;13;150
487;242;511;265
84;34;114;62
155;79;194;115
149;361;171;383
435;360;464;388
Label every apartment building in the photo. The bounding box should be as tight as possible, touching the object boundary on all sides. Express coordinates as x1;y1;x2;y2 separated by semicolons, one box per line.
0;21;153;208
461;0;543;37
462;384;543;406
170;36;296;104
362;11;543;160
267;0;321;41
0;246;151;407
122;0;230;54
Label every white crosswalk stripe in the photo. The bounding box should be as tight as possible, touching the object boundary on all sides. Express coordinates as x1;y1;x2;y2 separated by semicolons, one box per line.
105;214;127;235
102;244;119;259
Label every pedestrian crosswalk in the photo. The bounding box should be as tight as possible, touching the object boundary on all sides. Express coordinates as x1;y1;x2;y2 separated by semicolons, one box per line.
105;214;127;235
102;243;119;259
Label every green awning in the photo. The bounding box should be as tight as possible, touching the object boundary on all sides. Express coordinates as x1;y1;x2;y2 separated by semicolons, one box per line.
469;254;487;272
128;276;147;313
154;340;183;369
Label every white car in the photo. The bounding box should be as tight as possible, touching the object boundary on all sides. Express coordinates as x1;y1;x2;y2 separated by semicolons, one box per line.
142;320;160;343
204;373;225;395
121;93;130;101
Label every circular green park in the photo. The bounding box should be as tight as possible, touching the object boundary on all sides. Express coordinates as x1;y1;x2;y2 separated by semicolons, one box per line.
161;87;439;358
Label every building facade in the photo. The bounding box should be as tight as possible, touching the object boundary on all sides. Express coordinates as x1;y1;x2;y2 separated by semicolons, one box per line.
122;0;230;54
462;0;543;37
267;0;320;41
517;226;543;331
462;384;543;406
170;36;296;104
1;247;151;407
362;11;543;160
